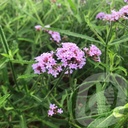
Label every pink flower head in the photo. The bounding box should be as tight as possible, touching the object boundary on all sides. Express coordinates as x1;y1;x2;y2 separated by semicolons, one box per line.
89;44;102;56
83;47;89;52
48;30;61;43
119;5;128;17
49;104;57;110
48;109;54;116
83;44;102;62
124;0;128;3
48;103;63;117
96;12;106;20
32;52;62;77
56;42;86;73
35;25;42;31
103;10;122;21
57;108;63;114
110;10;122;21
32;63;42;74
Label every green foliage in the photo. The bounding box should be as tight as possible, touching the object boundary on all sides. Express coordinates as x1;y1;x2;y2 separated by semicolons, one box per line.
0;0;128;127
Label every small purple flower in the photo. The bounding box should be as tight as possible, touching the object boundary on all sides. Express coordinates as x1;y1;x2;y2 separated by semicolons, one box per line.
103;10;122;21
35;25;42;31
124;0;128;3
49;104;57;110
83;44;102;62
96;12;106;20
119;5;128;18
32;63;42;74
48;30;61;43
89;44;101;56
48;109;54;116
57;108;63;114
48;103;63;117
96;8;125;22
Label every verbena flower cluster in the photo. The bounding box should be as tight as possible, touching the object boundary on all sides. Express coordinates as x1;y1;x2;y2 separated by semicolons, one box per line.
48;104;63;116
32;42;86;77
33;25;102;77
83;44;102;62
56;43;86;74
32;52;62;77
96;5;128;21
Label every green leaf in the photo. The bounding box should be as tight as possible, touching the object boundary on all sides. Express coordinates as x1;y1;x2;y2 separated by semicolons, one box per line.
41;120;59;128
112;66;127;76
0;58;9;69
20;115;27;128
0;94;10;108
18;74;38;79
109;35;128;46
18;38;34;43
1;53;10;58
87;114;117;128
113;108;124;118
49;28;102;44
12;60;34;65
61;94;67;106
67;0;77;13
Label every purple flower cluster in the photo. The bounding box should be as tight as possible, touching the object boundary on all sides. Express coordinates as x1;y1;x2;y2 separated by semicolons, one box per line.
32;42;102;77
124;0;128;3
48;30;61;43
83;44;102;62
32;42;86;77
56;43;86;74
120;5;128;17
32;52;62;77
96;5;128;21
48;104;63;116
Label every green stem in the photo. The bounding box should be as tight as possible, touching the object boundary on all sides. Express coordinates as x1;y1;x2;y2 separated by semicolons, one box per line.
96;23;113;115
43;67;67;100
105;22;112;73
69;120;81;128
0;25;19;90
